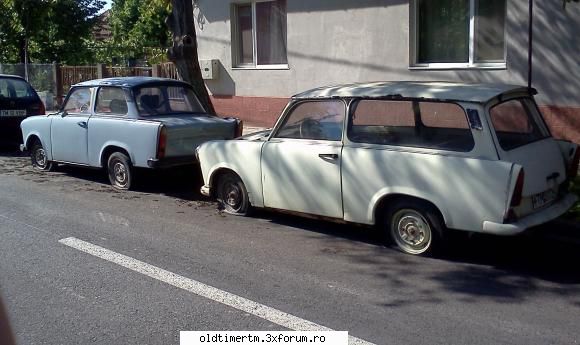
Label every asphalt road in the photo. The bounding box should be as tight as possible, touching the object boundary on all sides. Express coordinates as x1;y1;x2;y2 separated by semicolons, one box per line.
1;148;580;345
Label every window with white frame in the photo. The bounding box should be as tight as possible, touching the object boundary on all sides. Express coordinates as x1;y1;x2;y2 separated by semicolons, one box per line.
412;0;506;68
232;0;288;68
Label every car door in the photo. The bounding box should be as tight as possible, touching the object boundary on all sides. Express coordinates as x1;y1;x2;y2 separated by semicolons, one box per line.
51;87;93;164
261;99;346;218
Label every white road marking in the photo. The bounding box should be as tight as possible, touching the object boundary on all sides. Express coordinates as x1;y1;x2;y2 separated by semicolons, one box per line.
59;237;375;345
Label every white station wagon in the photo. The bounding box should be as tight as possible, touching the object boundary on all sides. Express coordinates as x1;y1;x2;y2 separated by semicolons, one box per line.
196;82;579;255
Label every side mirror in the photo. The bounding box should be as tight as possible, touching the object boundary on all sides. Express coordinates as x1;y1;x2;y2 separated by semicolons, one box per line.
60;110;68;117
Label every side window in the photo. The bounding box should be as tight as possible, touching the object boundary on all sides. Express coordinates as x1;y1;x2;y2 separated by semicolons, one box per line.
63;88;92;114
350;100;415;145
489;98;547;150
275;100;345;141
420;102;469;129
349;100;474;151
96;87;128;116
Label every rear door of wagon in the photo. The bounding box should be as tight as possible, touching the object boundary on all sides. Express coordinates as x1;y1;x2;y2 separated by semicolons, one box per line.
488;95;566;217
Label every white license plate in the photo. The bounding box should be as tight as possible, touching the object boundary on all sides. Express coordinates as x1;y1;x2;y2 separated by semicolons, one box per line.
532;189;557;209
0;109;26;117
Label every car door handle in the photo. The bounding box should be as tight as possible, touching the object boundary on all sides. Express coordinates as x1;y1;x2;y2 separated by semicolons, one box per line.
77;121;87;128
318;153;338;160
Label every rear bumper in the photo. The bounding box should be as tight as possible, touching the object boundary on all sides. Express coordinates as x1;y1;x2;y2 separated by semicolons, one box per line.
147;155;197;168
482;193;578;235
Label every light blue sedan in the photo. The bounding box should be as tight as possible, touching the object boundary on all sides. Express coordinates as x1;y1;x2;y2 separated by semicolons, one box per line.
20;77;241;190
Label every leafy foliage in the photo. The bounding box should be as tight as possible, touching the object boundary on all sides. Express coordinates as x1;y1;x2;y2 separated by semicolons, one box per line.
0;0;105;64
105;0;171;64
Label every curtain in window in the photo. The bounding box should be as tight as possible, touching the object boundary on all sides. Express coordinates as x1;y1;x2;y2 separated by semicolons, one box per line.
256;0;288;65
417;0;469;63
236;4;253;64
475;0;505;62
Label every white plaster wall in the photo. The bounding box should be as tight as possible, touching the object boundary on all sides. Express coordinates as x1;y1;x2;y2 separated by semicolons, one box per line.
195;0;580;106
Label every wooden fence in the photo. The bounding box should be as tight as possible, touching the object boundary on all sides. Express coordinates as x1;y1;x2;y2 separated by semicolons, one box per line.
56;62;179;105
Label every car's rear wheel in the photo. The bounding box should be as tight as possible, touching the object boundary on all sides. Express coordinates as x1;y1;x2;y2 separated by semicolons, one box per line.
386;200;444;256
107;152;133;190
216;172;250;215
30;141;54;171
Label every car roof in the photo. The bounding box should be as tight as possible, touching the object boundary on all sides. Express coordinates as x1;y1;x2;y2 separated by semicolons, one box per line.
292;81;533;103
74;76;189;88
0;74;27;81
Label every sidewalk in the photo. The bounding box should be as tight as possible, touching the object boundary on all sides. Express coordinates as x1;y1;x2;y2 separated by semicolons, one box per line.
242;124;268;135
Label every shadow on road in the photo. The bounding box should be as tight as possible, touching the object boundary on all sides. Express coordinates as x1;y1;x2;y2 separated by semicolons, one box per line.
252;208;580;307
0;146;206;201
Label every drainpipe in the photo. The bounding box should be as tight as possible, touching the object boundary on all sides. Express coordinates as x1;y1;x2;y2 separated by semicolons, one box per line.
528;0;533;89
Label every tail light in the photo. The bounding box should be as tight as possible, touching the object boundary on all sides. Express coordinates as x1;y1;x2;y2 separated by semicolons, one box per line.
28;101;45;115
504;169;525;222
568;149;580;179
510;169;525;207
157;126;167;159
235;120;244;138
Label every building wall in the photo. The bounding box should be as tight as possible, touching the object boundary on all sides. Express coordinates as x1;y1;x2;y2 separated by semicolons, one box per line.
196;0;580;142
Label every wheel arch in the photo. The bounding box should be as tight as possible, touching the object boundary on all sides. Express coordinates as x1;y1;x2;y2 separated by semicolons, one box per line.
209;167;243;198
100;145;132;168
25;133;53;160
372;193;449;229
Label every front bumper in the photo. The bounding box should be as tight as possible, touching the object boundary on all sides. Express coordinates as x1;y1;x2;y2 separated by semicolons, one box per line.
147;155;197;168
200;184;211;197
482;193;578;236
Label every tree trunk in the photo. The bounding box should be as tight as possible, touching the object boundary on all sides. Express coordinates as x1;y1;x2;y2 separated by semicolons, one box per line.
166;0;216;115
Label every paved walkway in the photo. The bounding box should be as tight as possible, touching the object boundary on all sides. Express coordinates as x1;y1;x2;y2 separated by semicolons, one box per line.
242;124;268;135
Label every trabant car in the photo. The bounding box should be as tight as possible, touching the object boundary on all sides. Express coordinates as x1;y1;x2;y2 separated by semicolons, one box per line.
20;77;242;190
196;81;579;256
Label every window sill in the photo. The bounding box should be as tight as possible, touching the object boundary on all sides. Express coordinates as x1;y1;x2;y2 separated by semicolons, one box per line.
232;65;290;71
409;63;506;71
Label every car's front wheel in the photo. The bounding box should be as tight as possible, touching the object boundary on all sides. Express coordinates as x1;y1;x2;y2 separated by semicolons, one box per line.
216;172;250;215
107;152;133;190
30;141;54;171
386;200;444;256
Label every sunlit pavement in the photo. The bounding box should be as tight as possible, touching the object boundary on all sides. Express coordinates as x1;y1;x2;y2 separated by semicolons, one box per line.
1;147;579;345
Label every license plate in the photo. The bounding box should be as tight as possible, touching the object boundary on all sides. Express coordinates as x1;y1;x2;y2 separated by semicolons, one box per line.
0;109;26;117
532;189;557;209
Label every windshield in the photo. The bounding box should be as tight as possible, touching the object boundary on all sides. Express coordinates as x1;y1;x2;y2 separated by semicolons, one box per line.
0;78;35;99
489;97;550;151
135;85;206;116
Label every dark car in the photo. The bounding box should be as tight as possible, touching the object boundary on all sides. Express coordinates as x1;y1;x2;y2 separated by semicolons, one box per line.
0;75;45;147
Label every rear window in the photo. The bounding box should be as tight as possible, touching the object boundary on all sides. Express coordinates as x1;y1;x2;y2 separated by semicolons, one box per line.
0;78;35;99
135;85;205;116
348;100;474;152
489;98;549;151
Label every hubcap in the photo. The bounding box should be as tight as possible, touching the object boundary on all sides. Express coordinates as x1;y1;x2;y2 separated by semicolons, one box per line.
113;161;127;185
224;182;241;210
34;147;47;168
392;209;432;254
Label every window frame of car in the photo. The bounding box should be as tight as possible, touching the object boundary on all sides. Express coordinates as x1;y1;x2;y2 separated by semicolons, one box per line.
94;86;131;118
344;97;477;154
484;93;552;153
409;0;507;70
268;98;348;143
60;86;95;116
231;0;289;70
